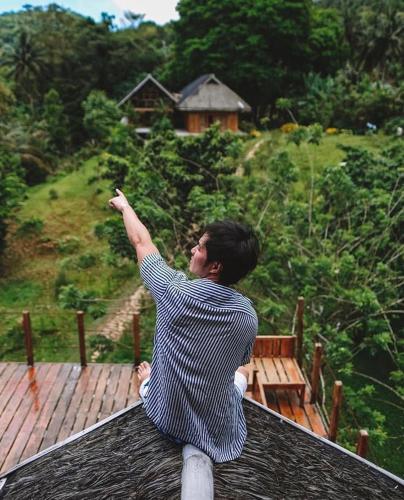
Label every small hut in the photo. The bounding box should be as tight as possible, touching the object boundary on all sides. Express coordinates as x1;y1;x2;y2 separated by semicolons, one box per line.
118;74;177;128
1;399;403;499
119;74;251;134
176;74;251;133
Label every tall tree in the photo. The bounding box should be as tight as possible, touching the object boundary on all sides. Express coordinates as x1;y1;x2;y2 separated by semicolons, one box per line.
0;30;46;103
319;0;404;78
165;0;346;116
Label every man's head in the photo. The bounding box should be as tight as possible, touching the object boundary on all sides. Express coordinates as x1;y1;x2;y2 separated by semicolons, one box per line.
189;220;259;285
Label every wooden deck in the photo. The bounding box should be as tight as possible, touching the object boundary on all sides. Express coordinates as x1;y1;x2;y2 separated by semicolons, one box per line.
0;356;327;475
0;362;140;474
246;357;328;438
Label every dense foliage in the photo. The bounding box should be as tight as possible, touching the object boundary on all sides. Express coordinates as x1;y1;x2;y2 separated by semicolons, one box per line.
246;138;403;450
0;0;403;474
98;124;242;264
96;122;403;467
166;0;350;115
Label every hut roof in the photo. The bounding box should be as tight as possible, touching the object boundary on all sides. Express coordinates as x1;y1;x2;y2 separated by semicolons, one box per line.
118;73;177;107
177;74;252;113
1;399;403;499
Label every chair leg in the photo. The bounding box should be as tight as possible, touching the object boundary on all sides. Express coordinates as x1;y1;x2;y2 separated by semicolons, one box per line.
299;386;305;407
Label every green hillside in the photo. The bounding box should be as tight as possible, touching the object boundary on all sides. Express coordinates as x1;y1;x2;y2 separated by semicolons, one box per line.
0;156;139;362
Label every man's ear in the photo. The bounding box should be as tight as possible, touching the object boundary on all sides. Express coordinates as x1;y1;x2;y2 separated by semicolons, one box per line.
210;261;223;275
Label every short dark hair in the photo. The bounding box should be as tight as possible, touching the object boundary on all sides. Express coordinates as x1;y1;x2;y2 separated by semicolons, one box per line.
204;220;259;285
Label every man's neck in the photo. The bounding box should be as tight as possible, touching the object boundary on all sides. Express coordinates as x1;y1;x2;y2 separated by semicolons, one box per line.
203;272;222;284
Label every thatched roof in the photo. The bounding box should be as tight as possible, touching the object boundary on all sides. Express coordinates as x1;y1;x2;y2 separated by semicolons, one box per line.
1;399;403;499
118;73;177;107
177;74;251;113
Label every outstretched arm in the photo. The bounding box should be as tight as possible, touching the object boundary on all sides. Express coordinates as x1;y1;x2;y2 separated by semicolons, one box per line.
108;189;159;264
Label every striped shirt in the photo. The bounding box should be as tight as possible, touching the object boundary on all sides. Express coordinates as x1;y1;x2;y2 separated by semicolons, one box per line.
140;253;258;463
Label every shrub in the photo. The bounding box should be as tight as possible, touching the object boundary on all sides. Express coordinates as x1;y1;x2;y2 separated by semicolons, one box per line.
89;334;114;357
239;120;256;133
287;123;323;146
16;217;44;236
87;302;107;319
298;71;404;130
53;270;72;298
99;152;130;190
35;316;59;337
58;284;106;319
0;323;25;357
82;90;122;143
383;117;404;136
48;188;59;200
93;222;107;239
250;129;262;138
58;284;85;310
280;123;298;134
77;252;97;269
57;236;80;254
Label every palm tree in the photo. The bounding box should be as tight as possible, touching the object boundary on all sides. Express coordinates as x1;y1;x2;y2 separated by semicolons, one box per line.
319;0;403;78
358;3;404;76
0;30;46;103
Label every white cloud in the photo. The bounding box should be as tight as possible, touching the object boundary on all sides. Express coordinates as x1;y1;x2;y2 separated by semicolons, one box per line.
112;0;179;25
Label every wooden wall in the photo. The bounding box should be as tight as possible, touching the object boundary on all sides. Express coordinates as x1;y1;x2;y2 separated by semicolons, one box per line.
184;112;239;133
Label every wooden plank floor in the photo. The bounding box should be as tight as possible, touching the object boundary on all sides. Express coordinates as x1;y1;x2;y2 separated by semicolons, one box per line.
0;359;327;475
0;362;140;474
246;358;328;438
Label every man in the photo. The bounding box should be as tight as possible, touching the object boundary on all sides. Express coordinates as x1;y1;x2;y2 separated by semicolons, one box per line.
109;188;259;463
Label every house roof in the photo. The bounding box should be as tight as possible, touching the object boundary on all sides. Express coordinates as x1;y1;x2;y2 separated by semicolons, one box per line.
177;74;252;113
118;73;177;107
1;399;403;498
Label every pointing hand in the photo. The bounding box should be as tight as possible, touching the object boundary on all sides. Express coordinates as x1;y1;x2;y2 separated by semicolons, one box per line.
108;188;130;213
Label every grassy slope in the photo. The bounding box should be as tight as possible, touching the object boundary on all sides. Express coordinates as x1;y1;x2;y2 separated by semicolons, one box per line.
0;157;140;362
251;130;391;182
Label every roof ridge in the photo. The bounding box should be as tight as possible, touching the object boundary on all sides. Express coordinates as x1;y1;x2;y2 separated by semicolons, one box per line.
118;74;176;107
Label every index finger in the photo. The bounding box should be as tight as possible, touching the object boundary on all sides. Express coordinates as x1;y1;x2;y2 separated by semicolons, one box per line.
115;188;124;196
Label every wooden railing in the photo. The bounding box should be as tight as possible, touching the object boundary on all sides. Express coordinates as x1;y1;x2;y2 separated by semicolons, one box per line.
20;310;142;368
292;297;369;457
17;300;369;459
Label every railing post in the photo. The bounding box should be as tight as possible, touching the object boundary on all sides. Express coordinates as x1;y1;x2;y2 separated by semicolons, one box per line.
76;311;87;367
252;369;259;401
328;380;343;442
296;296;304;367
132;313;141;367
356;429;369;458
310;343;323;404
22;310;34;366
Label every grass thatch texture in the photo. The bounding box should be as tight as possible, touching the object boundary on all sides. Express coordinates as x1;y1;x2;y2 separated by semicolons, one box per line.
2;400;403;499
1;405;182;499
215;401;404;499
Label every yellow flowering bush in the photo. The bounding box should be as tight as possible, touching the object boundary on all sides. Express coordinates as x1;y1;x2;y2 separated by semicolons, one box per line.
326;127;338;135
250;129;262;138
280;122;298;133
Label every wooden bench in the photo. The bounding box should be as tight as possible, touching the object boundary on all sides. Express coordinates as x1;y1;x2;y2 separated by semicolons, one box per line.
247;335;306;407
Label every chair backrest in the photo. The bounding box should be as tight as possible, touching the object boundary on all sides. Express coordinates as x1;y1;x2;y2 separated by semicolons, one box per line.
253;335;296;358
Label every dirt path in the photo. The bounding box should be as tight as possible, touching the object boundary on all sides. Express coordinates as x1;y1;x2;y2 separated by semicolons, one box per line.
236;138;266;176
91;285;146;361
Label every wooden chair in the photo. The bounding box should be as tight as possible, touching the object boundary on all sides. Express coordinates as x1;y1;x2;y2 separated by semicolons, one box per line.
251;369;268;407
248;335;306;407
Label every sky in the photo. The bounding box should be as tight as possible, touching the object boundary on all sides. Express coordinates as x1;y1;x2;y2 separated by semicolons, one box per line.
0;0;179;25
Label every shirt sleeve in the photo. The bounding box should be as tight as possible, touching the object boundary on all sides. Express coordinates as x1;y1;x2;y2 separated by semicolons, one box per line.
241;338;254;365
241;313;258;365
140;253;187;302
